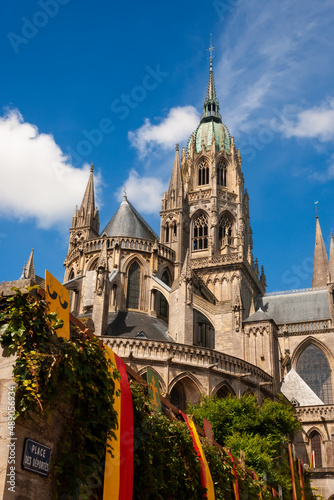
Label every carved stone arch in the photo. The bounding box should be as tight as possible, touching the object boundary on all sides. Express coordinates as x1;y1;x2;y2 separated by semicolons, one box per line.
293;337;334;404
137;366;166;393
292;337;334;367
169;372;203;410
195;155;210;186
191;209;209;252
120;253;149;276
193;309;215;349
306;426;326;443
124;257;144;311
87;256;99;271
212;380;236;398
158;265;173;286
216;155;228;187
219;211;236;248
68;267;75;280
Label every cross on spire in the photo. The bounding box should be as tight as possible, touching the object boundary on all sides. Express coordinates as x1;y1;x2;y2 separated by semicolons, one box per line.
206;33;215;69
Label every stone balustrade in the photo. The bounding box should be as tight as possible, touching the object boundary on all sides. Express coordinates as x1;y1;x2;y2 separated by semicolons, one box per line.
278;320;333;335
295;405;334;421
103;338;272;384
81;237;175;262
191;252;243;269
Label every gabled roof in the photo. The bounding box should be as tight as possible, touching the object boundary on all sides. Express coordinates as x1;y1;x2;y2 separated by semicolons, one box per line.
256;287;330;324
243;307;274;324
101;196;158;240
281;369;324;406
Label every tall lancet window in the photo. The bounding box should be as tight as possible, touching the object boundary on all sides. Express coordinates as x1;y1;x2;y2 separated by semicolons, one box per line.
310;431;322;467
296;344;333;404
217;161;227;187
198;159;209;186
219;213;234;246
126;261;141;309
193;214;208;251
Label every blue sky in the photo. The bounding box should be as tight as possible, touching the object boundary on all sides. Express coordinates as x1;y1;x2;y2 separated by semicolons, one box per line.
1;0;334;292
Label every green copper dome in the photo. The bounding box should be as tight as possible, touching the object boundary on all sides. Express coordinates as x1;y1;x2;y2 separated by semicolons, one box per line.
188;119;231;154
187;51;231;155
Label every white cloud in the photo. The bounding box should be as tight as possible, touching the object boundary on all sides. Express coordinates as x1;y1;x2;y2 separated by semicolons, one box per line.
215;0;334;134
282;98;334;141
0;109;101;229
128;106;200;157
117;169;167;214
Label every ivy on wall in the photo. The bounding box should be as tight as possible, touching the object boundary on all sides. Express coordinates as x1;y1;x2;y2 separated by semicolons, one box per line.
0;287;119;499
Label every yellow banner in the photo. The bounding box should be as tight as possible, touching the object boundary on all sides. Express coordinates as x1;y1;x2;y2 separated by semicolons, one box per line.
45;270;70;339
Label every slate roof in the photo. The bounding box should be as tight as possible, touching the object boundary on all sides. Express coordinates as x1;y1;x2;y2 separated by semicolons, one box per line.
104;311;174;342
243;308;274;324
281;369;324;406
255;287;330;324
101;196;158;240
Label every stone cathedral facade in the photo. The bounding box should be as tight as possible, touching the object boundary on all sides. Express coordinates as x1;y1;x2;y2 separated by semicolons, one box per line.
7;55;334;497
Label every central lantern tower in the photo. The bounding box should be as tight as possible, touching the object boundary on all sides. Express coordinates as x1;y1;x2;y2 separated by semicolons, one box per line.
160;45;266;355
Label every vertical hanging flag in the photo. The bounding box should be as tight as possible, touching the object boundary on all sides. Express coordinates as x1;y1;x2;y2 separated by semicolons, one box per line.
181;412;215;499
298;458;306;500
147;367;161;411
252;471;263;500
103;346;133;500
225;449;239;500
45;270;70;339
288;444;297;500
203;418;213;445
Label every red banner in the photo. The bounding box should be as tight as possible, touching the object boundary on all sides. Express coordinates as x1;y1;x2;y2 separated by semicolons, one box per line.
181;412;215;499
103;348;133;500
225;449;239;500
298;458;306;500
288;444;297;500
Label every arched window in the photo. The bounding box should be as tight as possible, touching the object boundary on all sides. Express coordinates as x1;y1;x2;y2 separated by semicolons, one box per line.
165;225;169;243
217;161;227;186
219;213;234;246
198;159;209;186
126;261;141;309
159;270;170;320
310;431;322;467
193;214;208;251
296;344;333;404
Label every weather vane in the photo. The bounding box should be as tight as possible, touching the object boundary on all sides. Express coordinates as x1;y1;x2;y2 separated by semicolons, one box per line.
314;201;319;217
123;183;127;198
206;33;215;67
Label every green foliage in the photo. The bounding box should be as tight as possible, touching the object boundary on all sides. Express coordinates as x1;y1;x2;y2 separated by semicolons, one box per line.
187;393;310;498
0;287;119;499
131;382;204;500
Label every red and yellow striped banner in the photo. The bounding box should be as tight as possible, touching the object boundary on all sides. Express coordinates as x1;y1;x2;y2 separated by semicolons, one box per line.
181;412;215;499
288;444;297;500
225;449;239;500
103;347;133;500
298;458;306;500
252;471;263;500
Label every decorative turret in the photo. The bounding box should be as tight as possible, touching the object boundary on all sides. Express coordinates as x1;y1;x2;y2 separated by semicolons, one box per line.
67;166;100;257
329;231;334;282
312;216;329;287
20;249;36;281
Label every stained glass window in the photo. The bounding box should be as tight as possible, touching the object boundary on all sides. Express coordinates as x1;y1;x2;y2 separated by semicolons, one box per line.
193;214;208;250
126;261;141;309
296;344;333;404
310;431;322;467
198;160;209;186
217;161;227;186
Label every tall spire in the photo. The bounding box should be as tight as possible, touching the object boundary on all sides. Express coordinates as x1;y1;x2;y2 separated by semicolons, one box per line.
312;216;329;287
73;165;99;233
80;164;95;215
20;249;35;280
167;144;183;203
201;35;221;122
329;231;334;282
